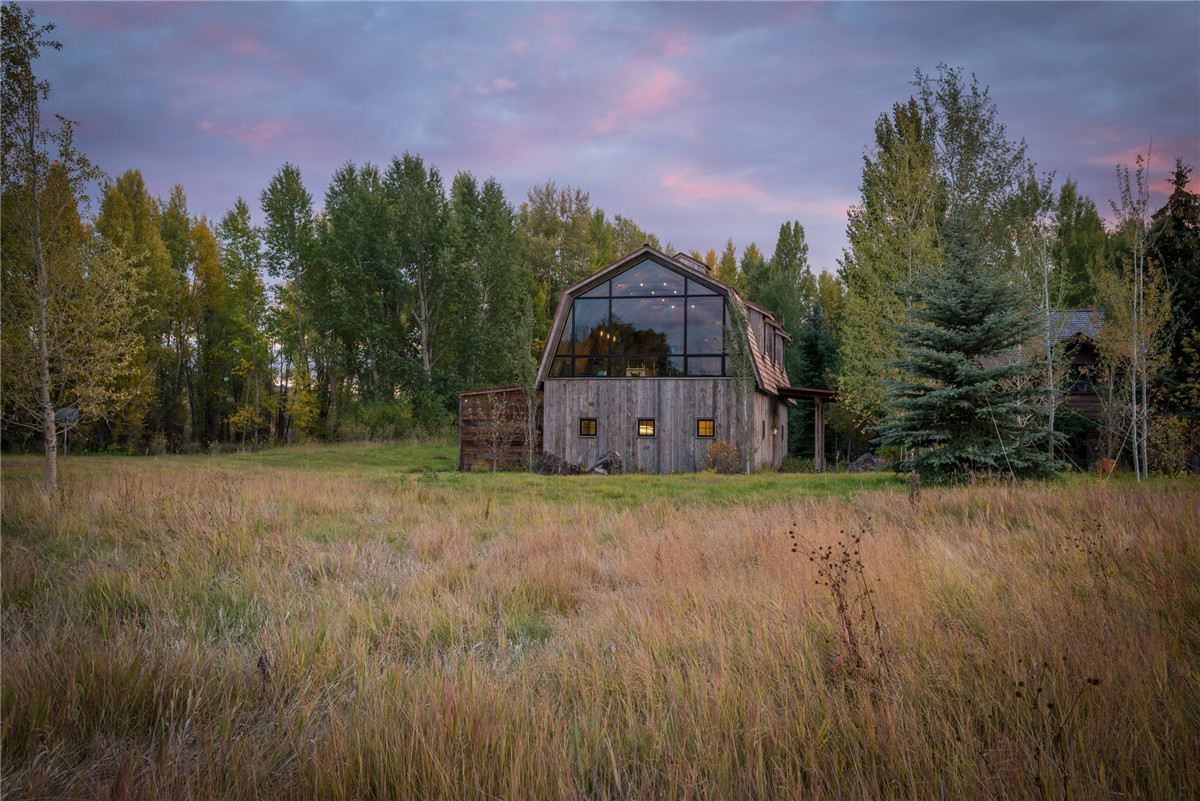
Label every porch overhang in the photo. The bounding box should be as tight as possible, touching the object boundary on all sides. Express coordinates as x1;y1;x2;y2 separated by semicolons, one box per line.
777;386;838;472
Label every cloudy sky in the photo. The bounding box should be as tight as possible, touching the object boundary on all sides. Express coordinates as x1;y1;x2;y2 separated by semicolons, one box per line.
26;1;1200;272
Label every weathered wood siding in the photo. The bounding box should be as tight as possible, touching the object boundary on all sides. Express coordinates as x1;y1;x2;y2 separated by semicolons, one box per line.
543;378;782;473
458;388;542;471
753;391;789;470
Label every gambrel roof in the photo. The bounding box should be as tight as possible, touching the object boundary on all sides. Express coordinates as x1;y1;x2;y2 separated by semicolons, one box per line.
535;246;793;397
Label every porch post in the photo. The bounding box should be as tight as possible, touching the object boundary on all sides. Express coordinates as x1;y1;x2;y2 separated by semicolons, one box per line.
814;398;826;473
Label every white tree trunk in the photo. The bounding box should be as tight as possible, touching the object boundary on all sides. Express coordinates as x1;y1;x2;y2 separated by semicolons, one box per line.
37;235;58;495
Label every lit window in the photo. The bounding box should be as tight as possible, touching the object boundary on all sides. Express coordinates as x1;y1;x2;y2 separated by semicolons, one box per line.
579;418;597;437
697;418;715;438
637;418;656;437
553;259;727;378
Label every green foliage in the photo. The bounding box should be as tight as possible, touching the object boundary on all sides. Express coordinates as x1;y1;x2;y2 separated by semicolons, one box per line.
191;217;240;446
1;2;143;490
1150;160;1200;467
94;170;175;445
789;278;842;458
839;65;1047;450
1052;179;1107;307
447;172;535;390
260;162;315;441
520;181;597;333
876;218;1060;483
716;238;740;289
837;96;941;432
339;396;416;441
744;221;814;332
315;160;400;403
219;197;272;449
386;152;452;386
410;388;455;435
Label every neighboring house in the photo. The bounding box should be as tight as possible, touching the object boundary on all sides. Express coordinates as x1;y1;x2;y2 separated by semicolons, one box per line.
459;246;834;473
1048;308;1104;466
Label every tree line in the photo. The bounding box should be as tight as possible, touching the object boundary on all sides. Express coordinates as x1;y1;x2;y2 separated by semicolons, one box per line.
4;4;1197;491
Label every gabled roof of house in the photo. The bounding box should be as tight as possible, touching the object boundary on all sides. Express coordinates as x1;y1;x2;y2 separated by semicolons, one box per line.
535;246;792;396
1048;308;1103;344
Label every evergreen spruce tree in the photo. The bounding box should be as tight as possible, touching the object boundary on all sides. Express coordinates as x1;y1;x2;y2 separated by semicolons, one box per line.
875;217;1059;483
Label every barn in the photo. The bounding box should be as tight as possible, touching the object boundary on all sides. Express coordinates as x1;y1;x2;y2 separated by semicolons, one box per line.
459;246;835;474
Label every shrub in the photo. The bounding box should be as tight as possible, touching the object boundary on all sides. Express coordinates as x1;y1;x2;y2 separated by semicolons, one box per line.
411;389;456;436
702;439;743;474
339;396;415;441
146;434;167;456
780;455;815;473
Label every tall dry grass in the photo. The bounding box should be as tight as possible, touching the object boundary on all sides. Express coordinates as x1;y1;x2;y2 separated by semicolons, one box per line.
2;458;1197;799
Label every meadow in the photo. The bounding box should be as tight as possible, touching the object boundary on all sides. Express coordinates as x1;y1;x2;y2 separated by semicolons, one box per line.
2;442;1197;800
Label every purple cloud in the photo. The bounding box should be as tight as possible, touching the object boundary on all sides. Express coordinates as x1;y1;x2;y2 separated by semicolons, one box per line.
26;1;1200;273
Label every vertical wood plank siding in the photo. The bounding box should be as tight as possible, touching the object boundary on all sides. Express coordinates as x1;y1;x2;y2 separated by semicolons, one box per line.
543;378;785;473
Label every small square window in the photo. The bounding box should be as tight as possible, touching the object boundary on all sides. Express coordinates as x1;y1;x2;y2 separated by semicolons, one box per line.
697;418;715;438
579;418;597;437
637;418;656;437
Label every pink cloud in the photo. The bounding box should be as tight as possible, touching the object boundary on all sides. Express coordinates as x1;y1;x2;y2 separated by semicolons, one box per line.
661;167;853;221
198;119;298;154
659;37;693;61
1087;138;1200;208
230;36;265;57
662;167;766;204
1087;140;1200;173
198;22;266;57
1081;126;1124;146
493;78;519;92
590;67;688;135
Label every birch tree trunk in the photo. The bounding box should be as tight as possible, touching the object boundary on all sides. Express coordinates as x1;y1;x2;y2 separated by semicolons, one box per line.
34;200;58;494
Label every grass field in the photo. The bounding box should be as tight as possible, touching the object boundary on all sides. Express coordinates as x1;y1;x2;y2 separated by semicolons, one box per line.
2;442;1197;799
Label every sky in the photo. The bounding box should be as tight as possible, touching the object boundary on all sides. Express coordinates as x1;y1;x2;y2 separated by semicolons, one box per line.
25;1;1200;273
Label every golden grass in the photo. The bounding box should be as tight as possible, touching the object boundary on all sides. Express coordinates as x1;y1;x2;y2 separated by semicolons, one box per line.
2;454;1197;799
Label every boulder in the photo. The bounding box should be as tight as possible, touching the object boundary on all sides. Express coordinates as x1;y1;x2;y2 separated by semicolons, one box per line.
591;450;623;475
847;453;889;473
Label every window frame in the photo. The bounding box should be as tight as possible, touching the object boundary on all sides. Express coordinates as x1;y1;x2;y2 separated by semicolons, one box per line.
696;418;715;438
579;417;597;437
637;418;656;438
551;259;728;378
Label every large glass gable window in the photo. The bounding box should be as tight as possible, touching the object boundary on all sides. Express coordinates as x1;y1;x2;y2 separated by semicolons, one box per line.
549;260;728;378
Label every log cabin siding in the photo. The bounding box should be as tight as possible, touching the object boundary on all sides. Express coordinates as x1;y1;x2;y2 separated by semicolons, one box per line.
457;387;542;471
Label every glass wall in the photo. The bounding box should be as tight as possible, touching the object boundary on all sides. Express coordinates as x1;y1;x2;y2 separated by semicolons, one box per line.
548;260;728;378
